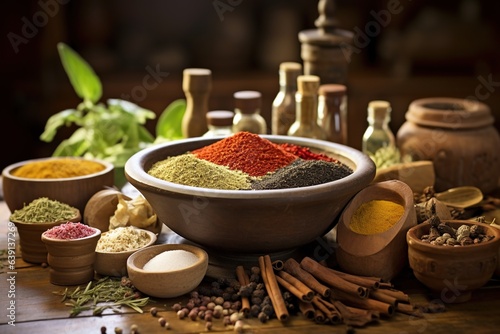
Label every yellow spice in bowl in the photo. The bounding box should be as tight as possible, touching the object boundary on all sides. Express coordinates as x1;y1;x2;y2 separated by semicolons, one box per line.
349;200;404;235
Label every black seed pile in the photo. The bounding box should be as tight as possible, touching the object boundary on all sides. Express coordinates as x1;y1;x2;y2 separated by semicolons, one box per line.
251;159;353;190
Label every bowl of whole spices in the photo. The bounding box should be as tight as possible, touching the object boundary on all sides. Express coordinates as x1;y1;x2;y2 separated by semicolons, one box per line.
41;222;101;285
407;218;500;303
125;132;376;254
94;226;157;277
2;156;114;214
9;197;81;264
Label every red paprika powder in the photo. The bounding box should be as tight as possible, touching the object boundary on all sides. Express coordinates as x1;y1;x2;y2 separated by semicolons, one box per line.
192;132;297;177
275;143;337;162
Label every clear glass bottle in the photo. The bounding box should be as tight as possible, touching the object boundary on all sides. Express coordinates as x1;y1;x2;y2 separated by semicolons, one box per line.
203;110;234;137
287;75;327;139
318;84;348;144
181;68;212;138
233;90;267;134
271;62;302;135
362;100;396;157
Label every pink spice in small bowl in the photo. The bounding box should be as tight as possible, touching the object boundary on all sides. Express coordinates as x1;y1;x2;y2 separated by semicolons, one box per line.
43;222;97;240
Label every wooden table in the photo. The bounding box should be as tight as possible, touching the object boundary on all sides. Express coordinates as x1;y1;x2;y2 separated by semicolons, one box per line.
1;200;499;334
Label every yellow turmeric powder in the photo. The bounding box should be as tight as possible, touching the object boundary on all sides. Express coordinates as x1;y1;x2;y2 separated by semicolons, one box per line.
349;199;404;235
13;158;105;179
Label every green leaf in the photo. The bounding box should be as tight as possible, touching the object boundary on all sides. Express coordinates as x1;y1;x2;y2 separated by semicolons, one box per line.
156;99;186;140
57;42;102;103
40;109;81;142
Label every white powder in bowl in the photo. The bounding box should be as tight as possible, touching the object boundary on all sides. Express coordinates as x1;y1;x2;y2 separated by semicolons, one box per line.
143;249;199;272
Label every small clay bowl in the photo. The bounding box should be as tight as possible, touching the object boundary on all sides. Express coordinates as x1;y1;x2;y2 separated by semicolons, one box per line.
2;157;115;215
127;244;208;298
94;229;157;277
335;180;417;281
407;220;500;303
41;226;101;286
12;210;81;264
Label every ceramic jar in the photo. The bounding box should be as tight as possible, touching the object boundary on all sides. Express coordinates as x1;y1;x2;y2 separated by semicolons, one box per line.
396;97;500;194
41;227;101;285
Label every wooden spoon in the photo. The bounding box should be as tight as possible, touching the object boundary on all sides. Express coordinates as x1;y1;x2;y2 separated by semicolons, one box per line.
434;186;483;209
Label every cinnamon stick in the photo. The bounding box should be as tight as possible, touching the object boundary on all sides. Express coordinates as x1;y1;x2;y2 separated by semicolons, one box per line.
396;302;423;317
375;288;411;304
332;289;394;317
299;300;315;319
300;257;369;299
235;265;251;315
312;296;342;324
369;289;398;307
258;255;289;322
328;268;381;290
283;258;331;298
277;270;314;302
276;276;307;303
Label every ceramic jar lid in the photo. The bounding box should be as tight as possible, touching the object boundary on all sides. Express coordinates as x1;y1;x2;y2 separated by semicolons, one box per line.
405;97;494;129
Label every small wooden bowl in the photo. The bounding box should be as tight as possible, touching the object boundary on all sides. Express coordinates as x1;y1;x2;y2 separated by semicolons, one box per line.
407;220;500;303
94;229;157;277
41;226;101;286
335;180;417;281
127;244;208;298
2;157;114;215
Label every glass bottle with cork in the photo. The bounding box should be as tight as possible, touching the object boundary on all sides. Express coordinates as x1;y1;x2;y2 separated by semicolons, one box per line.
362;100;396;160
317;84;348;144
271;62;302;135
182;68;212;138
232;90;267;134
287;75;327;140
202;110;234;137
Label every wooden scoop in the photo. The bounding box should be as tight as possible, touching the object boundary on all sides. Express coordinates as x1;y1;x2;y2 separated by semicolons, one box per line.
434;186;483;209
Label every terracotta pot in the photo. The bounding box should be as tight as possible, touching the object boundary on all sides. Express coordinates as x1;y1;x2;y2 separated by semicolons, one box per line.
396;97;500;194
41;227;101;285
407;220;500;303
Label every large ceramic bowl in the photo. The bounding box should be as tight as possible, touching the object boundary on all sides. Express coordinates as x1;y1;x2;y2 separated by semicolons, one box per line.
127;243;208;298
2;157;115;215
407;220;500;303
125;135;376;254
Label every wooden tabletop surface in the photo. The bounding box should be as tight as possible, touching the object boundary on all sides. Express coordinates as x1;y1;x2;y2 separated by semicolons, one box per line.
1;200;500;334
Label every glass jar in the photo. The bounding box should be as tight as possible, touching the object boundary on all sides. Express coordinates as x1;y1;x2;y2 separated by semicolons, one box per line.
233;90;267;134
362;100;396;158
203;110;234;137
397;97;500;193
288;75;327;139
318;84;348;144
271;62;302;135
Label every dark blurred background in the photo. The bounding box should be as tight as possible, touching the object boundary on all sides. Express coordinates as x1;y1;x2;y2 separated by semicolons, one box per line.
1;0;499;171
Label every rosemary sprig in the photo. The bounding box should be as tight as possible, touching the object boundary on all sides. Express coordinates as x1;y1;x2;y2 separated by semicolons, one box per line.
53;276;149;317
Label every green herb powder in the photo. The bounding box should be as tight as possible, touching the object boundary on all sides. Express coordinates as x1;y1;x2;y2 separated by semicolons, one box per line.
9;197;78;223
148;153;252;190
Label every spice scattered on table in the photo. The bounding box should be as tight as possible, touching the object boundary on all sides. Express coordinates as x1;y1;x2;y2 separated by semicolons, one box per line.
44;222;96;239
148;153;252;190
12;157;105;178
192;131;298;177
53;276;149;317
96;226;151;252
349;200;404;235
143;250;199;272
9;197;79;223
